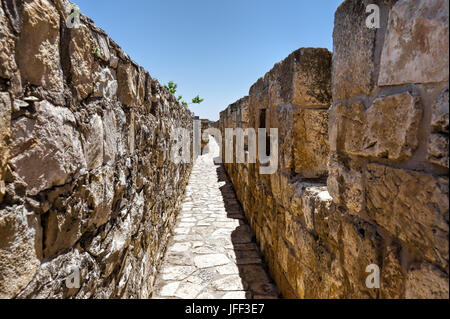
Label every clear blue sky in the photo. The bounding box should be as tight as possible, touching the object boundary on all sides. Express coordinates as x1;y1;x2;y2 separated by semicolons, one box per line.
75;0;342;121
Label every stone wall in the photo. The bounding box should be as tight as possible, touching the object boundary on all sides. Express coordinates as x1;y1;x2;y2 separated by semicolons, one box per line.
329;0;448;299
0;0;193;298
219;0;449;299
219;47;335;298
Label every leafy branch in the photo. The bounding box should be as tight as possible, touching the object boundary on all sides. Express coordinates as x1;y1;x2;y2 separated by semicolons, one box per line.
164;81;204;107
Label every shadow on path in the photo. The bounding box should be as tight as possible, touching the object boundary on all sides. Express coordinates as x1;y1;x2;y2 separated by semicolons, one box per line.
215;163;280;299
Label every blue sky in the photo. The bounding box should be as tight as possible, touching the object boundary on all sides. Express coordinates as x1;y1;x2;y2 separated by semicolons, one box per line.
75;0;343;121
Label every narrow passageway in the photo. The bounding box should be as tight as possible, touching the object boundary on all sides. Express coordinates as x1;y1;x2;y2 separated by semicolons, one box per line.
151;138;279;299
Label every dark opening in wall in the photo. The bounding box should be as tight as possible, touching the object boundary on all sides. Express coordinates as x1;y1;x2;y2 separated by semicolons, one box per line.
259;109;266;129
259;109;271;157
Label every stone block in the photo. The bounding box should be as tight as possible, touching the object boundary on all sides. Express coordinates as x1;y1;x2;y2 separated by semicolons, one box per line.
428;87;449;168
293;108;329;177
0;5;17;79
332;0;377;101
405;262;449;299
379;0;449;85
9;101;86;196
340;218;382;298
0;205;42;298
329;92;422;161
327;154;365;214
0;92;11;184
366;164;449;269
69;24;95;100
269;48;332;108
117;62;138;107
16;0;63;91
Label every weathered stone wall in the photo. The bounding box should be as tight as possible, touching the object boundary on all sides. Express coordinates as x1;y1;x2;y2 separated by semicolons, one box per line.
220;0;448;299
329;0;448;299
0;0;193;298
220;47;335;298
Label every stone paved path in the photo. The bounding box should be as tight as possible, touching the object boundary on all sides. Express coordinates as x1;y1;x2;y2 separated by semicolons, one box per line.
151;138;279;299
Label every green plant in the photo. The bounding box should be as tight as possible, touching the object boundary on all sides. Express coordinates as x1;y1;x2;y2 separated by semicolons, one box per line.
191;95;204;104
164;81;178;94
164;81;204;107
89;37;102;57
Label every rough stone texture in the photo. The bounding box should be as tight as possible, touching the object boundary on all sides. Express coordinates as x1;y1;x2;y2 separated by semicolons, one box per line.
69;24;95;100
1;0;448;300
0;92;11;202
329;92;423;161
219;48;333;298
9;100;86;196
16;0;63;92
0;4;17;79
332;0;378;101
0;205;42;298
328;0;449;299
428;87;449;168
0;0;193;299
366;164;449;270
378;0;449;86
219;0;449;299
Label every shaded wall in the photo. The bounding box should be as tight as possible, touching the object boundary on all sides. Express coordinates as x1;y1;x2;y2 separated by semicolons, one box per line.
0;0;193;298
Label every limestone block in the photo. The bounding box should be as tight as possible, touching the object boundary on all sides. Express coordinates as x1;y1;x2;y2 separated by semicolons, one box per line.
380;244;404;299
93;66;118;99
428;87;449;168
379;0;449;86
86;166;114;229
96;34;111;63
327;154;365;214
293;108;329;177
1;0;23;34
16;0;63;91
405;262;449;299
16;248;101;299
0;93;11;185
340;219;381;298
102;107;118;165
330;92;422;161
430;87;449;134
300;186;333;233
248;76;269;122
366;164;449;269
136;68;146;106
9;101;86;196
269;48;332;108
117;62;138;107
332;0;378;101
82;113;104;171
272;104;295;174
364;93;422;160
0;5;17;78
0;205;42;298
70;24;94;100
427;134;449;168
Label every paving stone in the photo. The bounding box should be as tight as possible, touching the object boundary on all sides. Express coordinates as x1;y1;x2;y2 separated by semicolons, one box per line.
151;138;278;299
